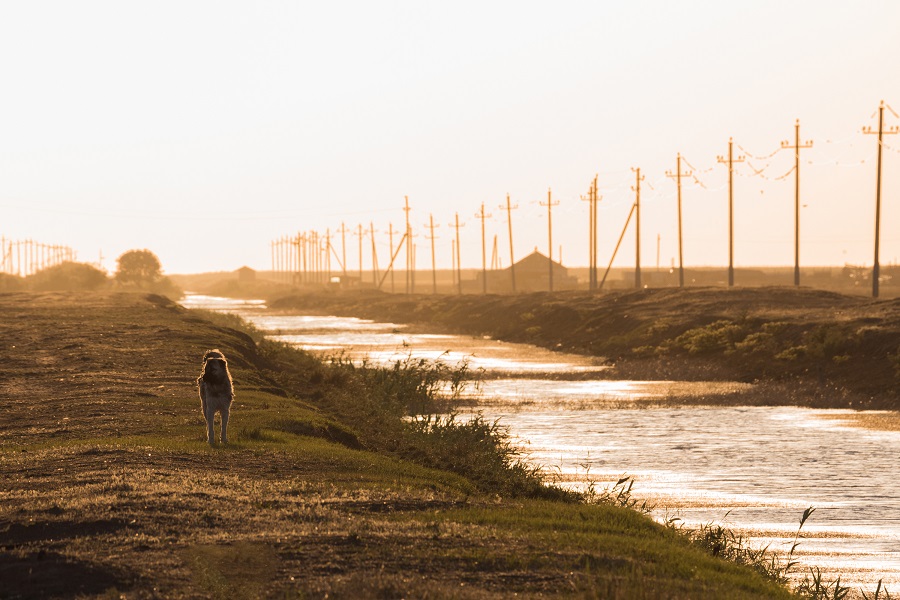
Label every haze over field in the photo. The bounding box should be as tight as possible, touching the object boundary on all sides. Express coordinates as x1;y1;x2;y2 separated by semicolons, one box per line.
1;1;899;274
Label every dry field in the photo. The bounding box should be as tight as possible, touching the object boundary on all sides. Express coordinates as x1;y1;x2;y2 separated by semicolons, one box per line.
0;292;795;598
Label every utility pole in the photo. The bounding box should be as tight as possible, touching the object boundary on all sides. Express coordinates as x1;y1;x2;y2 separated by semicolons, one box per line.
500;194;518;293
450;213;465;295
370;222;379;286
539;188;559;291
717;138;746;288
475;203;492;294
403;196;412;294
582;177;600;291
656;234;661;271
325;229;332;282
426;213;439;294
355;224;365;282
666;154;692;288
863;100;899;298
581;191;592;289
338;222;349;277
632;168;644;289
388;223;396;293
592;176;599;290
781;119;813;287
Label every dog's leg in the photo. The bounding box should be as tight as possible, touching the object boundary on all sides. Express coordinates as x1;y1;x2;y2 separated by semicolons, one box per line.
220;404;230;445
205;405;216;445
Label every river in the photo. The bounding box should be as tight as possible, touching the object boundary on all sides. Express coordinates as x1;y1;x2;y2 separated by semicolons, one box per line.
183;293;900;592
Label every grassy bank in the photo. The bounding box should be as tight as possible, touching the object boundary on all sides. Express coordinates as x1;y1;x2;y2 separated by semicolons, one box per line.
0;291;801;598
269;287;900;409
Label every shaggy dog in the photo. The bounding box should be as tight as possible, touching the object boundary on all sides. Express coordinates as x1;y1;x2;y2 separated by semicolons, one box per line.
197;349;234;445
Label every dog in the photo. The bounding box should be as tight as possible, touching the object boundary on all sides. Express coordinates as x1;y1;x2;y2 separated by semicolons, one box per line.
197;349;234;445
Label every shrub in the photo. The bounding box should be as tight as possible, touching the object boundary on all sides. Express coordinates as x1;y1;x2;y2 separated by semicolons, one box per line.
26;261;108;291
669;320;748;355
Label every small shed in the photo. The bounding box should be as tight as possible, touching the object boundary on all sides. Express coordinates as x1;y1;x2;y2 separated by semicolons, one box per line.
236;266;256;283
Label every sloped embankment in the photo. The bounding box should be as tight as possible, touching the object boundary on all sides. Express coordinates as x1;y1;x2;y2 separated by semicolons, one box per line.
0;291;795;598
271;287;900;408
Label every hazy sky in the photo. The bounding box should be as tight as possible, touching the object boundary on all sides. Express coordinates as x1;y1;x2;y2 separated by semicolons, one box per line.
2;1;899;275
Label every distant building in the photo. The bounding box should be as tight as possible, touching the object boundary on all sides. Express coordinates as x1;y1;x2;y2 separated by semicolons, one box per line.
477;250;577;293
236;266;256;283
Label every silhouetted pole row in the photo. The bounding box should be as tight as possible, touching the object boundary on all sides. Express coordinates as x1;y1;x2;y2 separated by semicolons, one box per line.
863;100;899;298
666;154;692;288
0;238;75;277
781;119;814;287
271;103;898;295
717;139;745;287
540;188;558;291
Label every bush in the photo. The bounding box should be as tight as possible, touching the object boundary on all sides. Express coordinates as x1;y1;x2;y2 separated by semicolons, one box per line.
26;262;108;291
0;273;25;292
668;320;748;355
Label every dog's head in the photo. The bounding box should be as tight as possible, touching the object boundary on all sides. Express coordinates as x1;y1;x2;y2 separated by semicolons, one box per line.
201;349;230;383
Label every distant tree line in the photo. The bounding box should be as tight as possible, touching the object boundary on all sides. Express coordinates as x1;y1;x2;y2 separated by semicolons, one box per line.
0;249;180;296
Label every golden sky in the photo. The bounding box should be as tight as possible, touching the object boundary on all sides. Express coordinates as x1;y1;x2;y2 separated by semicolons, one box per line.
1;1;899;274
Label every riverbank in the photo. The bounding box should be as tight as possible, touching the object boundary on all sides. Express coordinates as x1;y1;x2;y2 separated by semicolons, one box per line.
268;287;900;410
0;292;797;598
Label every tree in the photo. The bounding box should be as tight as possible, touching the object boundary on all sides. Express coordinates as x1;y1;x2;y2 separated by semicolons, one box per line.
115;249;163;287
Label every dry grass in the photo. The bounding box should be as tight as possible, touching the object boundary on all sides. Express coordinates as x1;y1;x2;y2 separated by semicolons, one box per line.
0;292;799;598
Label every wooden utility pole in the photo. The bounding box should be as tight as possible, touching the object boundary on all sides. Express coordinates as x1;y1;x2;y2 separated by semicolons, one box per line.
592;176;599;290
325;229;332;282
338;222;349;277
300;232;307;283
426;214;439;294
539;188;559;291
450;213;465;295
475;203;492;294
355;224;365;282
863;100;899;298
582;177;600;291
632;168;644;289
403;196;412;294
500;194;518;292
666;154;692;288
388;223;396;293
781;119;813;287
717;138;745;287
370;222;379;286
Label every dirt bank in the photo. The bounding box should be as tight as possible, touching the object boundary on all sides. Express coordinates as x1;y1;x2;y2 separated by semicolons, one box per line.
270;287;900;410
0;292;794;598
